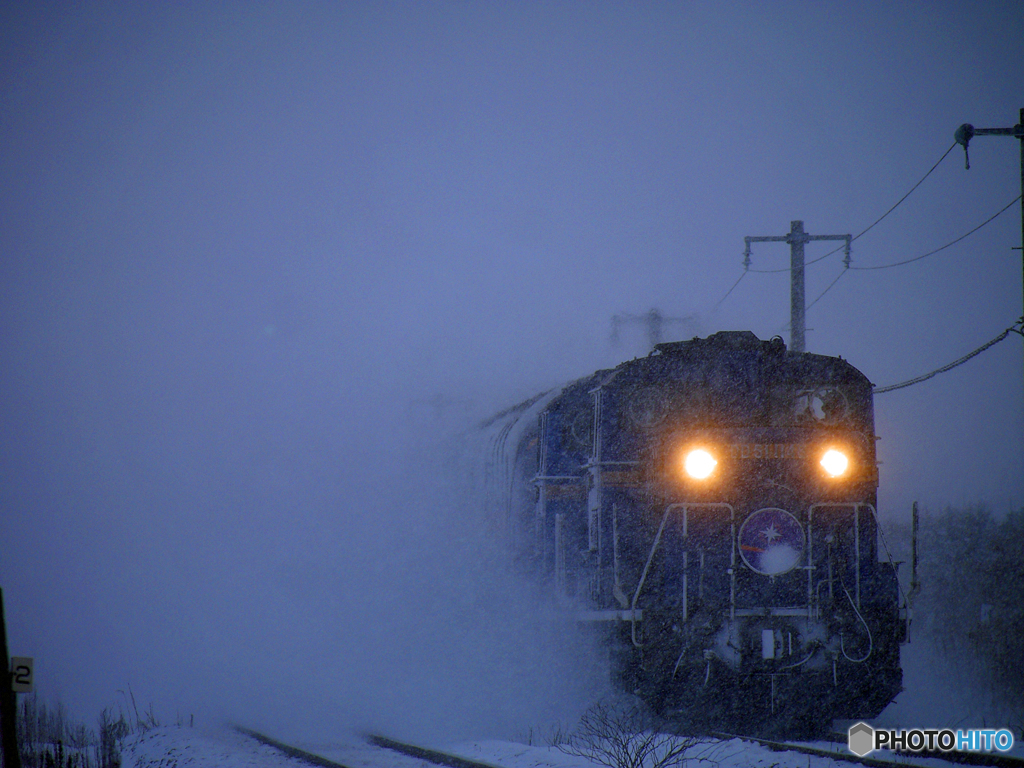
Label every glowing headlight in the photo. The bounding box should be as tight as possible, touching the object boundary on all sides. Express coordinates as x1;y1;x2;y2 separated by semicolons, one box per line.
684;449;717;479
820;449;850;477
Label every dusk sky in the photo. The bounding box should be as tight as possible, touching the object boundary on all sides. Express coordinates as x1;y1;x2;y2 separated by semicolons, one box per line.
1;1;1022;738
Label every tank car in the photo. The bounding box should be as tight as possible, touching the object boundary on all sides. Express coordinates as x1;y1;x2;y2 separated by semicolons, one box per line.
478;331;906;735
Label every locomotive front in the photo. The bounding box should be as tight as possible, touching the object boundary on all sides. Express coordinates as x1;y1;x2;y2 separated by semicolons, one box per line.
529;331;904;734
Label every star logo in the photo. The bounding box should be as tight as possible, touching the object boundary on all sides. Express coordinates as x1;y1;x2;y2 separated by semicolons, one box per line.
738;508;805;576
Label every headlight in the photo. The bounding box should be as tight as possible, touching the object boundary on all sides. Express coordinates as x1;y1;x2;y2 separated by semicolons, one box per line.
684;448;717;479
820;448;850;477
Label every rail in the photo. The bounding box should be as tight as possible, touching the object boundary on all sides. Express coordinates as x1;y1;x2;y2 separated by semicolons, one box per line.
237;725;1024;768
712;731;1024;768
234;727;506;768
234;726;354;768
366;734;506;768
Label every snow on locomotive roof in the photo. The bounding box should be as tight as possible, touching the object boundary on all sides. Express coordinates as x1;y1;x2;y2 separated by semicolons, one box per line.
638;330;873;389
479;330;874;434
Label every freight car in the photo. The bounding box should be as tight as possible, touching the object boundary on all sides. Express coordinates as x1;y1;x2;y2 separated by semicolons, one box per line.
478;331;906;736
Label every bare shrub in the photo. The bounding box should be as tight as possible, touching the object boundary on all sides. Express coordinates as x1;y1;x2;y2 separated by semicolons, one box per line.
15;695;101;768
98;707;130;768
514;722;571;748
557;697;710;768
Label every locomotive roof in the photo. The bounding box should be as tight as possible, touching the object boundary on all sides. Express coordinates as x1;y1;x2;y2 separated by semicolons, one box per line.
479;331;873;430
557;330;873;401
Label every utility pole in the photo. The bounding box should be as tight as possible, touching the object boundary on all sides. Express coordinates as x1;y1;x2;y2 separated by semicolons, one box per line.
744;221;851;353
954;108;1024;414
0;588;22;768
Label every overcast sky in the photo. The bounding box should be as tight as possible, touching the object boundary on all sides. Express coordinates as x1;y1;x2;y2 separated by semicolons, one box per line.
1;0;1022;737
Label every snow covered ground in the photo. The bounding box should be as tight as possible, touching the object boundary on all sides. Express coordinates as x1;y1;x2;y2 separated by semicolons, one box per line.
125;726;303;768
120;724;1016;768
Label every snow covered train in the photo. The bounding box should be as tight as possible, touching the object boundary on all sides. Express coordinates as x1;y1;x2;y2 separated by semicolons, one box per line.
478;331;905;735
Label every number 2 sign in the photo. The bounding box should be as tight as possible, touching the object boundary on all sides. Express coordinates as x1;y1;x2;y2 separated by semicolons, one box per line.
10;657;32;693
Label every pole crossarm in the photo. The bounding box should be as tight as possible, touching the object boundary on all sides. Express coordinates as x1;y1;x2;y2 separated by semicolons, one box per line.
959;126;1023;138
954;112;1024;170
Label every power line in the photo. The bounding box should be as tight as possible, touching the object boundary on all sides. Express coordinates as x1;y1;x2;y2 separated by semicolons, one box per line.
805;268;847;313
850;195;1021;270
747;142;959;275
803;141;958;270
712;270;747;312
802;198;1019;319
874;320;1024;393
848;142;958;244
717;142;1006;326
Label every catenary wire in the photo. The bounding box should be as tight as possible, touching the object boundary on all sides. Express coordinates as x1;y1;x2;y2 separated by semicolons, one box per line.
801;195;1021;315
874;321;1024;394
850;195;1021;270
746;142;958;274
804;268;847;313
749;142;1019;389
846;142;958;244
711;270;747;312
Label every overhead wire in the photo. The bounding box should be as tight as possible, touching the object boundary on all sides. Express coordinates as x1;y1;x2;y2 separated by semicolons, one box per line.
799;142;960;308
747;263;794;275
711;139;1020;394
874;320;1024;393
804;269;847;313
850;195;1021;270
802;193;1020;315
748;142;959;276
715;140;1016;363
847;142;958;245
711;270;747;312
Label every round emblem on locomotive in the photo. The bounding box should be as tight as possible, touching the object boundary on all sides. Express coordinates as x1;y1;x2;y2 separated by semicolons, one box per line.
738;507;805;576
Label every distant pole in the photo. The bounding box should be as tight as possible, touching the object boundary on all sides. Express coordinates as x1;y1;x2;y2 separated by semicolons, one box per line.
744;221;852;353
648;308;663;348
0;588;22;768
609;309;699;350
910;502;921;600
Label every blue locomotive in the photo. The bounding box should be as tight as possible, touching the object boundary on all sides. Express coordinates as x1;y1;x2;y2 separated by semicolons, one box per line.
478;331;905;735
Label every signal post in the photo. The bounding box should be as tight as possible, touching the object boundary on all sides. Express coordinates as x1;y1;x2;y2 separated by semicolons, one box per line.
1;588;21;768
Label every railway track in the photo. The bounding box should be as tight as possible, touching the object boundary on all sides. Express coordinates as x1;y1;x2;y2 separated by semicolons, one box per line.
711;730;1024;768
235;726;355;768
364;734;506;768
236;725;1024;768
234;727;506;768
